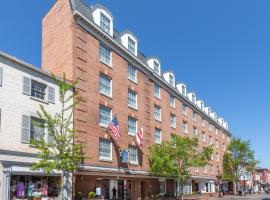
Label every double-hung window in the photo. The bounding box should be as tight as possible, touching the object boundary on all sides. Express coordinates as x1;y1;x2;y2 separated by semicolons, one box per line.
153;61;160;74
128;90;137;109
182;104;188;115
192;111;197;121
216;140;219;149
100;13;110;34
170;114;176;128
31;80;47;100
0;67;3;87
128;117;137;136
154;105;161;121
154;82;160;98
202;132;206;143
128;37;136;54
99;139;112;161
128;64;137;83
169;74;174;86
209;136;213;145
154;128;162;144
170;95;175;108
129;145;138;164
193;127;198;138
182;121;188;134
99;43;111;66
99;105;112;127
216;152;219;162
99;74;112;97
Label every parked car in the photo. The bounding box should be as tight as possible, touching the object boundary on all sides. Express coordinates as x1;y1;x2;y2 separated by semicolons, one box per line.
265;188;270;194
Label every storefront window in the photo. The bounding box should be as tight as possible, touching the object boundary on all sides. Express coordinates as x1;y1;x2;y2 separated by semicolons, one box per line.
10;175;61;199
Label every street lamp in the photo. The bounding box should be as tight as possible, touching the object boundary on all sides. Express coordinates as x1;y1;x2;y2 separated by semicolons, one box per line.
216;166;223;198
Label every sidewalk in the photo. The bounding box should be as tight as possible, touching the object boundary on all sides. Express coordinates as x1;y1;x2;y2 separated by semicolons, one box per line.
212;193;270;199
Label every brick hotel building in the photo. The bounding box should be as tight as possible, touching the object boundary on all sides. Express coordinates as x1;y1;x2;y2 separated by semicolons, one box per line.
42;0;232;199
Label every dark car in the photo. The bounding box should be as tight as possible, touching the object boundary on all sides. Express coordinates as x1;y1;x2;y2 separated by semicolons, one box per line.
265;188;270;194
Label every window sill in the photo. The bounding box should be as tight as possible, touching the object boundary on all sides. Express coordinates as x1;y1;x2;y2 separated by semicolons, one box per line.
154;95;161;100
99;123;109;129
128;78;138;85
182;113;188;117
128;105;138;111
30;96;49;104
128;133;136;137
99;59;112;68
99;158;113;163
155;119;162;123
155;141;162;144
100;92;112;99
129;161;139;166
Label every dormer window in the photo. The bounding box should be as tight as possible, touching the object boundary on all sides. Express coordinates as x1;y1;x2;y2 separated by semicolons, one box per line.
154;61;160;74
128;37;136;54
182;85;186;95
192;94;196;103
169;74;174;86
100;13;110;34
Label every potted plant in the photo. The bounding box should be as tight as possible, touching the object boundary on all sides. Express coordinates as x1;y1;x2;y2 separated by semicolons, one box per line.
88;191;96;199
75;192;83;200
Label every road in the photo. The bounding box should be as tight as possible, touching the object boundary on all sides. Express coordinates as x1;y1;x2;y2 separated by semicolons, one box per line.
218;194;270;200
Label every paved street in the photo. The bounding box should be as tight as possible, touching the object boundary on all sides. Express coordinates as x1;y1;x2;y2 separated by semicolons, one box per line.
215;194;270;200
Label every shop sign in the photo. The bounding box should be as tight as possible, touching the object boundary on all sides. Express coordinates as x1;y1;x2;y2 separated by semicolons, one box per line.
121;149;128;163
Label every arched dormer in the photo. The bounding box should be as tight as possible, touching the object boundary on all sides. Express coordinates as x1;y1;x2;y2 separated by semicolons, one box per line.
147;57;161;75
163;72;175;87
187;92;196;104
210;112;218;121
176;83;186;96
120;30;138;56
204;106;211;115
223;121;229;130
197;100;205;110
218;117;224;126
92;4;114;36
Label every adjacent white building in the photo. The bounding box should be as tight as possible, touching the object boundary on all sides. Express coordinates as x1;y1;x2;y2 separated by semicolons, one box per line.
0;51;72;200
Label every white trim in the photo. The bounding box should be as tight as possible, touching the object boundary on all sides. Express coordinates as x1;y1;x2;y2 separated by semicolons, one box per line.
99;138;113;161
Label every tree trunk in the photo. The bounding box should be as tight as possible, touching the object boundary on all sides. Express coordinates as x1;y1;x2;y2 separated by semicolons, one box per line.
62;171;72;200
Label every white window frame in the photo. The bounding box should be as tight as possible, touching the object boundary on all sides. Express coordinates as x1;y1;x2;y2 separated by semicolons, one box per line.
99;138;112;161
128;116;137;136
128;37;136;55
193;127;198;138
202;132;206;143
100;12;111;34
128;89;137;109
153;61;160;75
154;82;160;99
99;43;112;66
182;104;188;116
192;111;197;121
154;105;161;122
99;105;112;128
128;64;137;83
129;145;138;165
154;128;162;144
169;95;175;108
182;121;188;134
170;114;176;128
209;136;213;145
99;73;112;97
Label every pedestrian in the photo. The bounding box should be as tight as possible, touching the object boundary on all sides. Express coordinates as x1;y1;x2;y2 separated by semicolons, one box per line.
112;187;117;199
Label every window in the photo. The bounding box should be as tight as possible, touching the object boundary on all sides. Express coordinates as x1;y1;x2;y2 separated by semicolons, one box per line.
216;128;219;136
128;37;136;54
169;74;174;85
30;117;45;141
209;136;213;145
99;105;112;127
194;166;199;173
169;95;175;108
159;180;166;194
128;90;137;109
128;117;137;136
182;121;188;134
182;104;188;115
170;114;176;128
211;153;214;160
223;143;226;151
202;118;205;127
100;13;110;33
216;153;219;161
155;128;162;144
222;132;225;140
0;67;3;87
154;82;160;98
203;166;207;174
128;64;137;82
99;139;112;160
211;165;214;174
129;145;138;164
182;85;186;95
192;111;197;121
99;74;112;97
99;43;111;65
153;61;160;74
193;127;198;138
209;124;213;132
216;140;219;149
171;134;176;143
31;80;46;100
154;105;161;121
202;132;206;143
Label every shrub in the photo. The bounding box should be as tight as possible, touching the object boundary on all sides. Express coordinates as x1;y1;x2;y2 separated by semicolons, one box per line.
88;191;96;199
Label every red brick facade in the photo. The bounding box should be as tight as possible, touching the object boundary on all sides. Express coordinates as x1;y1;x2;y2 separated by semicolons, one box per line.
42;0;231;199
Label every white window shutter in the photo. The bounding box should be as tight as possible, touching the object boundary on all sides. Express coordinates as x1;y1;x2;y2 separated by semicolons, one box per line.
22;76;31;95
0;67;3;87
48;86;55;103
21;115;30;143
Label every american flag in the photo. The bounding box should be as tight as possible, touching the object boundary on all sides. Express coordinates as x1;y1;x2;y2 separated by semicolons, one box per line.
108;116;120;140
136;127;143;148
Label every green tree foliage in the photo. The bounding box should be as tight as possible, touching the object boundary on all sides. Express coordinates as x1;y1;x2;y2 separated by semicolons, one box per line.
30;74;84;199
223;137;258;193
149;135;212;197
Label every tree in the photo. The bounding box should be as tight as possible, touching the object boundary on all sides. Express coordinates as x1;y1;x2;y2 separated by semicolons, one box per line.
30;74;84;200
149;135;212;200
223;137;258;195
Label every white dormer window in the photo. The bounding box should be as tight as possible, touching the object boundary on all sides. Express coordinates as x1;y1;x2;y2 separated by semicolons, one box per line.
128;37;136;54
192;94;196;103
169;74;174;86
100;13;110;34
182;85;186;95
154;61;160;74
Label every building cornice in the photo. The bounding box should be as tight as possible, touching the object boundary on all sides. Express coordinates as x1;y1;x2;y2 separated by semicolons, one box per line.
72;10;232;136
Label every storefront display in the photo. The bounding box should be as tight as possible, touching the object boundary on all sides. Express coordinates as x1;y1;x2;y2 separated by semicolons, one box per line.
10;175;61;200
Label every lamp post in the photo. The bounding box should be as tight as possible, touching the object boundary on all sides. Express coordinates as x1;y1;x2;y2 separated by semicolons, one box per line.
216;166;223;198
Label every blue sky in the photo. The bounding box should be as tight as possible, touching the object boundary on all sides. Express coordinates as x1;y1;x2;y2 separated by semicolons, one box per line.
0;1;269;167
